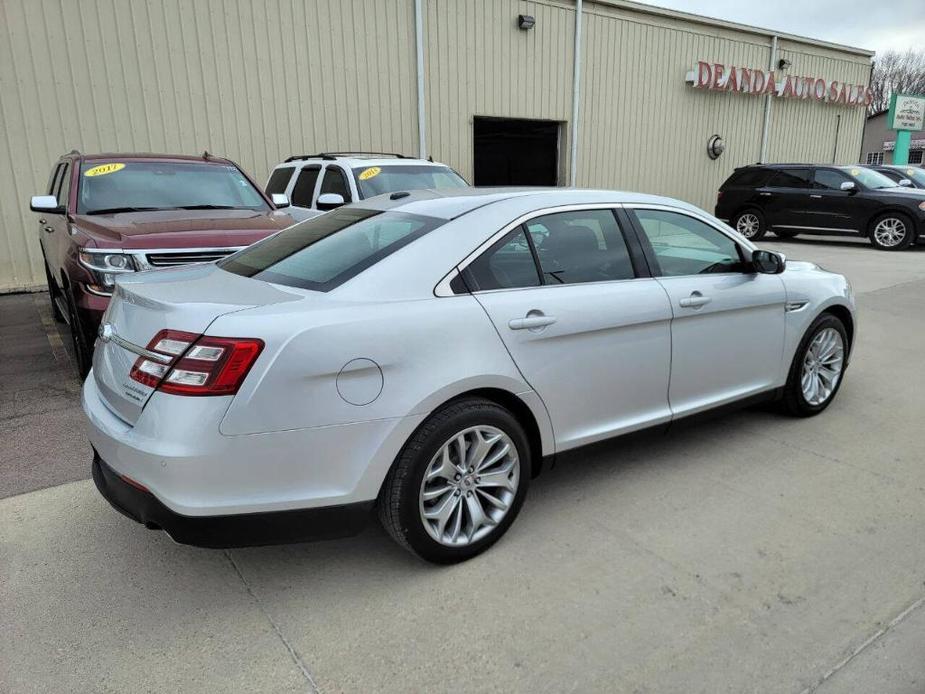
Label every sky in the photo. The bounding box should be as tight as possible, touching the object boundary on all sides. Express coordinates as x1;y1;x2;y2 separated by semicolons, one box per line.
635;0;925;56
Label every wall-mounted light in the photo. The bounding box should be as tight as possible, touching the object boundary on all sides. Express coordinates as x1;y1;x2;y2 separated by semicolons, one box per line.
778;58;792;71
708;134;725;160
518;14;536;30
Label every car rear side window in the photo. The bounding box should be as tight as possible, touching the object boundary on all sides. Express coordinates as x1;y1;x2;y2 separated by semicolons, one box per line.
219;208;443;292
266;167;294;196
319;166;352;202
465;229;542;291
768;169;812;188
290;167;320;207
526;210;635;285
725;169;769;187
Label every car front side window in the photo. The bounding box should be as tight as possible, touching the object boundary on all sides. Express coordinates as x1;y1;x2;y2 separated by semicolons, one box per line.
632;209;744;277
814;169;850;190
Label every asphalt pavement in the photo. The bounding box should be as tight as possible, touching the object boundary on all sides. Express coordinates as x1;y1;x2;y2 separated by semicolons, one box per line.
1;236;924;693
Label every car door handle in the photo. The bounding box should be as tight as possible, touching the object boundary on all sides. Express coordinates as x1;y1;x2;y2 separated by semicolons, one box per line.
809;194;822;199
679;291;711;309
38;218;46;224
508;312;557;331
759;192;772;197
43;225;54;233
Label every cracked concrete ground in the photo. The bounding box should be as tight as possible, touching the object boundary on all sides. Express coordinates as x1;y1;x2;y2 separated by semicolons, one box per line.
1;237;924;693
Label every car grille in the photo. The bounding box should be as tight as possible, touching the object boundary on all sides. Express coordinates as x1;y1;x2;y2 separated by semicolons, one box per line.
144;249;238;267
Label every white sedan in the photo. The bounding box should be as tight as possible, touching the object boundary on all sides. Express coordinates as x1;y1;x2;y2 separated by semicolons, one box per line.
83;188;855;563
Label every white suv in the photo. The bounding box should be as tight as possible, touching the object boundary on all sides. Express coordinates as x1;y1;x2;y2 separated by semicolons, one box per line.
264;152;468;221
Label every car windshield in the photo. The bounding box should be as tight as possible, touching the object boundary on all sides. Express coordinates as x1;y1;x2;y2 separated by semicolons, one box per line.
77;160;269;214
893;167;925;186
841;166;898;190
218;207;444;291
352;165;467;199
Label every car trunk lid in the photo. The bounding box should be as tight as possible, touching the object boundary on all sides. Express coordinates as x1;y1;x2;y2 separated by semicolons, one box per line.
92;263;300;424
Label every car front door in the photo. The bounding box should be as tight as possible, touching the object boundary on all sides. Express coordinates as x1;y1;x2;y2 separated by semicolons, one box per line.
762;167;813;230
464;206;673;451
808;168;862;232
628;207;786;418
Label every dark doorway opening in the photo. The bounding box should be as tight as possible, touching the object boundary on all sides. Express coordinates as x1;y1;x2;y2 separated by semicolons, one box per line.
473;117;560;186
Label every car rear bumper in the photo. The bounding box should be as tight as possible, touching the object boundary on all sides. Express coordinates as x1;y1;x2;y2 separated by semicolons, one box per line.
92;452;374;548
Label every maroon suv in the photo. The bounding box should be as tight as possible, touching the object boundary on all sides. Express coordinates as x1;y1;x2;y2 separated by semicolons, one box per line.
30;151;294;376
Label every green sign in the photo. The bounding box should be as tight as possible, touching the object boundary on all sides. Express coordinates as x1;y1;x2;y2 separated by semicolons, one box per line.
887;93;925;165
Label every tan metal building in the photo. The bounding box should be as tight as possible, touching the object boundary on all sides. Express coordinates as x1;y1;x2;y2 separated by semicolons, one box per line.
0;0;873;293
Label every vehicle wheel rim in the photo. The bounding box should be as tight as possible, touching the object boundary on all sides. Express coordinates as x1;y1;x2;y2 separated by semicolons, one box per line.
736;213;760;238
801;327;844;406
419;425;520;547
873;217;906;247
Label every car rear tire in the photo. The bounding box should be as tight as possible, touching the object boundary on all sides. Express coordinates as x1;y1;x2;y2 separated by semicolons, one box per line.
869;212;914;251
732;209;766;241
379;398;530;564
65;287;94;378
44;263;66;323
781;314;848;417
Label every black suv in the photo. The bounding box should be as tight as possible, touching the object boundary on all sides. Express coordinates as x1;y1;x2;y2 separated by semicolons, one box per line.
716;164;925;250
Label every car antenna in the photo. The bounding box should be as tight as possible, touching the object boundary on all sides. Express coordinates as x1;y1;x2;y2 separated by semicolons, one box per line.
202;150;211;160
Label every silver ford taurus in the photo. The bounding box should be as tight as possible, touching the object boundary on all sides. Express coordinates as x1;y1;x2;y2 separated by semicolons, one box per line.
83;188;855;563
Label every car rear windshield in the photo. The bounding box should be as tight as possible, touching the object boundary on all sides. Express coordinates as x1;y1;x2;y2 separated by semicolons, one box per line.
218;207;444;291
841;166;898;190
352;165;467;199
77;160;269;214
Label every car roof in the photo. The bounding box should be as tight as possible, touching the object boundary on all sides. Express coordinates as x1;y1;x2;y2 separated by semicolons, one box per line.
350;187;704;220
61;152;236;165
275;156;450;169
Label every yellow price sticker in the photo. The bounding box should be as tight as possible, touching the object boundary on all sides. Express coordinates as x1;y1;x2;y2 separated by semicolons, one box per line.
907;169;916;176
850;168;860;176
358;166;382;181
84;163;126;177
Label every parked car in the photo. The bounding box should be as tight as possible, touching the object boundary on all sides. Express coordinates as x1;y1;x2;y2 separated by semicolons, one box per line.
716;163;925;250
30;151;295;376
264;151;468;221
85;188;855;563
864;164;925;189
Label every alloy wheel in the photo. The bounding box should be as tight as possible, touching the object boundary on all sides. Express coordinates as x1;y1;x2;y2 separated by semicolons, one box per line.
419;425;520;547
801;327;844;406
736;213;760;238
873;217;907;248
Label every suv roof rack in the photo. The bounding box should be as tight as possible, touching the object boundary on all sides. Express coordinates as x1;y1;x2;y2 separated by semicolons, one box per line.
284;151;412;163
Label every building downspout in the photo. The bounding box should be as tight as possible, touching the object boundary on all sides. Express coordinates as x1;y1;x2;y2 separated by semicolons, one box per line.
759;35;778;163
569;0;583;186
414;0;427;160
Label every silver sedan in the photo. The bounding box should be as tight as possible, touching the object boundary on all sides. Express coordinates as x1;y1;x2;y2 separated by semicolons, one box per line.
83;188;855;563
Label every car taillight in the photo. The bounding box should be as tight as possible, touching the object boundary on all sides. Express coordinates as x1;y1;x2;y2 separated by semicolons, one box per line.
129;329;264;396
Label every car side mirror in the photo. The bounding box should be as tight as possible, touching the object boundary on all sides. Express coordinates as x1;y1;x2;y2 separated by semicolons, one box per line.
898;178;912;187
30;194;63;214
839;181;856;193
752;249;785;274
271;193;290;208
316;193;345;211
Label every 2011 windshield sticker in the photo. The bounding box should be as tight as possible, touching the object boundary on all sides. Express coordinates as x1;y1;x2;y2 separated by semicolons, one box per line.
84;163;126;177
358;166;382;181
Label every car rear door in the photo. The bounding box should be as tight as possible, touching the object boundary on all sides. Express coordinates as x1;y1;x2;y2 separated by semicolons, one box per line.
465;206;673;451
763;167;813;230
627;206;786;418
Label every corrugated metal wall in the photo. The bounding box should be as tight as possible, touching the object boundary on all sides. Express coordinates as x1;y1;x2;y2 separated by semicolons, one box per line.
0;0;418;292
0;0;871;293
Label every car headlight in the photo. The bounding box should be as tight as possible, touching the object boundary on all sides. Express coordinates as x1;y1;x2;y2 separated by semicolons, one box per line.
918;201;925;212
78;251;136;295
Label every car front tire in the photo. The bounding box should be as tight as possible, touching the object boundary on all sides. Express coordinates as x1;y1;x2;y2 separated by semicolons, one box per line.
65;287;94;378
44;263;66;323
781;314;848;417
869;212;914;251
732;209;767;241
379;398;530;564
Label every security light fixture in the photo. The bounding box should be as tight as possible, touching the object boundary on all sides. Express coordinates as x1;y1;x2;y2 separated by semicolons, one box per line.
518;14;536;30
708;134;725;159
778;58;792;71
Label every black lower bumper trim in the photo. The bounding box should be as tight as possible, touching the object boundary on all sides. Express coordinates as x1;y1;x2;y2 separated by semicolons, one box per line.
92;453;374;549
